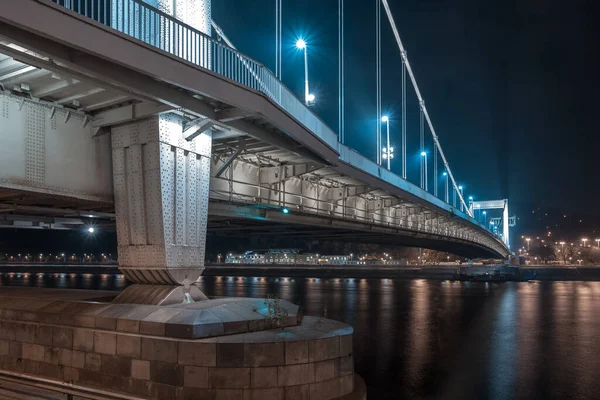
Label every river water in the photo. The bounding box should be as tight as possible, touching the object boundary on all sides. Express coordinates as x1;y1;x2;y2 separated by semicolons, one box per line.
2;271;600;399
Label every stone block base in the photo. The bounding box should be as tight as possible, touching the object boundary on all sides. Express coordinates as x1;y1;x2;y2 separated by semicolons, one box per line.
0;288;362;399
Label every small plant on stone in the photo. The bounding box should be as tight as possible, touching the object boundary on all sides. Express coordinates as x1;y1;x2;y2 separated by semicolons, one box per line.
264;293;288;329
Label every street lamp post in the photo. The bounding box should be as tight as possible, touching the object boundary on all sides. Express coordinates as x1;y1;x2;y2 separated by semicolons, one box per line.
443;171;449;203
296;39;315;106
526;237;531;251
483;211;487;226
458;185;463;211
381;116;393;170
582;238;588;247
421;152;428;191
595;239;600;248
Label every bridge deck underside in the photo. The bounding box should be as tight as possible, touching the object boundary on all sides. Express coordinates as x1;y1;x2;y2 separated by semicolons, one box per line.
207;214;499;259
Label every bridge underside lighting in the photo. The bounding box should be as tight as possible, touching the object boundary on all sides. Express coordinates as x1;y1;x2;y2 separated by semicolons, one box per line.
282;207;290;214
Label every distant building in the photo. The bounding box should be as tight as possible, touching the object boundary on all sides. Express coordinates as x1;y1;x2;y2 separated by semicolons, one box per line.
225;249;317;265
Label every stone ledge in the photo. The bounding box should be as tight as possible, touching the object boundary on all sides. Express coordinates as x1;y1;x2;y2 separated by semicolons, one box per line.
0;291;300;339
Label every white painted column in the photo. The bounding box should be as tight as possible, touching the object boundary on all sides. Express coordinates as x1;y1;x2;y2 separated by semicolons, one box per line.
111;114;212;285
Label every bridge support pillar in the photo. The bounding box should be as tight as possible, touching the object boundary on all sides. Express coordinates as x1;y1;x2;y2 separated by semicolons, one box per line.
111;113;212;285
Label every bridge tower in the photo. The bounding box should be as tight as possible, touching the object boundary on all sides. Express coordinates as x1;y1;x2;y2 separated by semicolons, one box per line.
111;0;213;285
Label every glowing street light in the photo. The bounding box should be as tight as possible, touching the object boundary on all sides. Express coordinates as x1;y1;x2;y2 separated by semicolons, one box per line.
381;116;393;170
582;238;588;247
421;151;428;191
295;39;315;106
87;227;95;233
595;239;600;248
526;237;531;251
483;211;487;226
442;171;449;203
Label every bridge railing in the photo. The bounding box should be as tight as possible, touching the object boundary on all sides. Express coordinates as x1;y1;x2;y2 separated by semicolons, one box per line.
49;0;339;150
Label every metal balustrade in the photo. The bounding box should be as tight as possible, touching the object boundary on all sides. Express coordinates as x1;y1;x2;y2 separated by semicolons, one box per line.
48;0;339;149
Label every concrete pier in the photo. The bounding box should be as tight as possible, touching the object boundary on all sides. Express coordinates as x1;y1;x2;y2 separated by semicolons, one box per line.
0;287;366;399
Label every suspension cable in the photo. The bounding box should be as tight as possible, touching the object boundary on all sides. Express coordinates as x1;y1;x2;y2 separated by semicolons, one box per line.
380;0;472;216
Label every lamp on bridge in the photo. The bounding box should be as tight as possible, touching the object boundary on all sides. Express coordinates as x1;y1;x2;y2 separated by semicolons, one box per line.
442;171;449;203
296;39;315;106
483;210;487;226
458;185;464;212
421;151;428;192
381;116;393;170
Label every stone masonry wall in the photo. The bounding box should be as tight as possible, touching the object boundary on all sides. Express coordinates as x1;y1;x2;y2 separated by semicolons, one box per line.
0;299;353;400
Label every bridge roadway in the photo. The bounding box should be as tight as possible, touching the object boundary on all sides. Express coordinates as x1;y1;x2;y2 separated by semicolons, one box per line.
0;0;508;282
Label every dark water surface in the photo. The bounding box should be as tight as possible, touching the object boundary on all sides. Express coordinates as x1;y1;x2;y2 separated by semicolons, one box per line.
2;271;600;399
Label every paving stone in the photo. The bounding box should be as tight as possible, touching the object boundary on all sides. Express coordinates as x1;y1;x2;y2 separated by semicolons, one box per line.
127;378;152;398
243;342;284;367
340;374;354;396
338;355;353;377
150;361;184;386
213;389;243;400
184;365;209;388
178;341;216;367
140;308;184;336
285;340;309;365
78;369;104;388
217;343;244;367
309;378;341;400
52;327;73;348
72;350;85;369
150;382;178;399
314;359;338;382
15;323;38;344
250;367;278;388
8;341;22;358
209;367;251;389
131;359;150;381
116;319;140;333
165;310;224;339
44;346;60;365
339;334;352;358
95;305;132;330
22;343;45;362
21;359;40;375
63;366;79;382
116;306;158;333
84;352;102;372
277;363;315;386
117;334;141;358
0;322;17;340
36;325;54;346
94;332;117;355
101;354;132;377
308;337;339;362
39;361;63;381
242;388;284;400
285;384;310;400
141;337;178;363
73;328;95;352
176;387;215;400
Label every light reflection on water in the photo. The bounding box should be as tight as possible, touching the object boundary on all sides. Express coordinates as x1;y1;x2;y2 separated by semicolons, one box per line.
2;272;600;399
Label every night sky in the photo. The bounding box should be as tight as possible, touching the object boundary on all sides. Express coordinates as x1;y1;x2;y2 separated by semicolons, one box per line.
213;0;599;217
